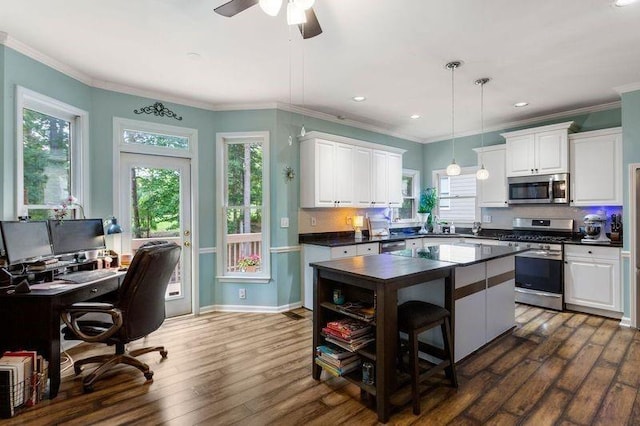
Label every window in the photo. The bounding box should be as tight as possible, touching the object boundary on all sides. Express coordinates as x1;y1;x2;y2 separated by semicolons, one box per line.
433;167;479;224
393;169;420;221
16;87;87;220
216;132;270;281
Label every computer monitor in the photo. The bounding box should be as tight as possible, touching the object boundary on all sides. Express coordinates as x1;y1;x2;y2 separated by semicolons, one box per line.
48;219;106;256
0;221;54;265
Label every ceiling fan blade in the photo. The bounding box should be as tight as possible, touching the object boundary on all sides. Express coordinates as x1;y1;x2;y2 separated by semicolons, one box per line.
299;7;323;39
214;0;259;17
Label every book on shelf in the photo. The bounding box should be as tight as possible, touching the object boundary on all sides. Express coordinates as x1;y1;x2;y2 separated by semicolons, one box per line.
317;352;359;369
316;343;357;360
325;334;375;352
315;356;360;377
0;356;27;407
324;318;372;339
0;368;15;418
3;351;37;407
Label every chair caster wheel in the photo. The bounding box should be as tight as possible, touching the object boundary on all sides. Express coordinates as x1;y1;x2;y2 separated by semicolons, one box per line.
83;384;94;393
74;366;82;375
160;350;168;358
144;371;154;380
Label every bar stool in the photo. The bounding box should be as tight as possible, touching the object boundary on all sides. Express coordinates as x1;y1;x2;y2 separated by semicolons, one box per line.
397;300;458;415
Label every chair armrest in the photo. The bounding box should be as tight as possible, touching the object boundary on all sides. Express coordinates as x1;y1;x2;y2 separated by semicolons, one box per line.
61;304;123;343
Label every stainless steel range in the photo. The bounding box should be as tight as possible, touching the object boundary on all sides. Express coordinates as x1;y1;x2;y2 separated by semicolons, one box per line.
499;218;574;311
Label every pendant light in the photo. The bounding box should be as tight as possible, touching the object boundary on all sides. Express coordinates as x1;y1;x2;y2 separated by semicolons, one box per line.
445;61;461;176
475;78;490;180
287;0;307;25
299;26;306;137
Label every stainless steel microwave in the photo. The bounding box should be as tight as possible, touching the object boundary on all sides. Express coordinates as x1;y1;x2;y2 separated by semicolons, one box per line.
507;173;569;205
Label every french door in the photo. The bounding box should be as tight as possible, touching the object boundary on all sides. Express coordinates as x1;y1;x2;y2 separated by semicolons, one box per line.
119;153;193;317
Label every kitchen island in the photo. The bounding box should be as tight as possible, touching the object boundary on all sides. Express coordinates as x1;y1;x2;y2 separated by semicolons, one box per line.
310;242;527;423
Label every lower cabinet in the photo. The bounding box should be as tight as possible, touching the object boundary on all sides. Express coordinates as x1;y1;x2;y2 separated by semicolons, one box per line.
455;256;515;362
564;245;621;314
302;243;379;309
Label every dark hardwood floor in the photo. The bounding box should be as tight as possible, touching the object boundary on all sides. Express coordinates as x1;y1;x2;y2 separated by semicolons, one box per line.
5;305;640;425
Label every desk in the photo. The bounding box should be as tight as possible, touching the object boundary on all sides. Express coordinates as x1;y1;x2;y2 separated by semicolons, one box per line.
311;255;455;423
0;272;125;398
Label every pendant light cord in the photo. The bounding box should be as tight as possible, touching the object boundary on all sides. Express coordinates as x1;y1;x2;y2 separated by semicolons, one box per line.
451;64;455;161
480;81;484;166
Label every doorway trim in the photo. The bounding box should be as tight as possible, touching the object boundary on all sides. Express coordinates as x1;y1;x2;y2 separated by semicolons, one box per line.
630;163;639;329
112;117;199;316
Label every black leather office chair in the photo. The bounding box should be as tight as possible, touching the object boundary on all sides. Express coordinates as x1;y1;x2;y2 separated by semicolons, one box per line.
61;241;181;392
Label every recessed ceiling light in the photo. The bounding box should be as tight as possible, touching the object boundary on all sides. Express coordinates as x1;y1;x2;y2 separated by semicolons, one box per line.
186;52;202;60
410;114;421;119
352;96;366;102
614;0;637;6
514;102;529;108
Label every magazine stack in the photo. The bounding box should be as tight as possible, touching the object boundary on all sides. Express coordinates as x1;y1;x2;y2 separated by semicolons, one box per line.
315;343;361;377
321;317;375;352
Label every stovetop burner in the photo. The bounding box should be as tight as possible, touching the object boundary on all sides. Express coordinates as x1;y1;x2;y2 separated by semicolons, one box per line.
499;234;569;243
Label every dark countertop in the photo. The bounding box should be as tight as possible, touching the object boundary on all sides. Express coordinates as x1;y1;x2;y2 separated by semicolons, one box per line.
387;242;530;266
310;253;455;281
564;239;623;248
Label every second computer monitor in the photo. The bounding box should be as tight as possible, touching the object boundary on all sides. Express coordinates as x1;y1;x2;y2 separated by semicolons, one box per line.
48;219;106;256
0;221;54;265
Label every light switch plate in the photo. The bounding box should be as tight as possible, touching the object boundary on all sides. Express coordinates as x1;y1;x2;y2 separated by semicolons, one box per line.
482;215;492;223
280;217;289;228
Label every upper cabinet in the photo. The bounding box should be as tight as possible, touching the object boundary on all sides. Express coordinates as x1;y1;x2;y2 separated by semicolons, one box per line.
300;132;405;208
502;122;578;177
473;144;508;207
569;127;622;206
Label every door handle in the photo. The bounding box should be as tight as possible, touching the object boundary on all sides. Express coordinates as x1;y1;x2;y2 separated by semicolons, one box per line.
184;230;191;237
184;241;191;247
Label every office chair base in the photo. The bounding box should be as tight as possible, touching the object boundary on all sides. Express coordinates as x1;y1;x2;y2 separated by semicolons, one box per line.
75;345;168;392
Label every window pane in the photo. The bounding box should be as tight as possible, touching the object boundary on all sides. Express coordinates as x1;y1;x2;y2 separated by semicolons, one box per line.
225;207;263;273
23;108;71;205
123;129;189;150
401;175;414;197
227;142;263;207
397;199;415;220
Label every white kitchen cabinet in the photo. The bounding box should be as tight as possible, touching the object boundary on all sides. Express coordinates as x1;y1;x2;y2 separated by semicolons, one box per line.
405;238;423;249
502;121;578;177
300;138;354;208
486;256;516;341
564;245;621;314
473;144;508;207
570;128;622;206
300;132;405;208
454;263;487;362
302;242;380;309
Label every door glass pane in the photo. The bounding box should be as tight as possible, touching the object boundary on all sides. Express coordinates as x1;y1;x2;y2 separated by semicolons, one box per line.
123;129;189;150
128;166;182;298
22;108;71;205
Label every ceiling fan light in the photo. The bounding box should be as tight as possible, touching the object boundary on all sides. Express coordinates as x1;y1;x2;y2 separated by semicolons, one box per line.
259;0;283;16
476;166;490;180
287;1;307;25
446;161;461;176
297;0;315;10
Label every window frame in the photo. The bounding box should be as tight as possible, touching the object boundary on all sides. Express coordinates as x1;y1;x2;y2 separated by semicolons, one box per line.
432;166;480;225
393;169;420;223
15;86;88;219
216;131;271;283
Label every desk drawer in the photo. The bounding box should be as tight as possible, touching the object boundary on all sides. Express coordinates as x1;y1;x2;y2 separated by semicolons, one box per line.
58;279;120;306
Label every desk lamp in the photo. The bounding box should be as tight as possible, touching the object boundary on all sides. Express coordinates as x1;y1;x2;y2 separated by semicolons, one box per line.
105;217;124;265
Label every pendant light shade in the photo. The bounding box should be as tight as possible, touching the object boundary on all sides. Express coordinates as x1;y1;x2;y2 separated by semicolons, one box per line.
297;0;315;10
445;61;462;176
259;0;283;16
475;77;491;181
287;1;307;25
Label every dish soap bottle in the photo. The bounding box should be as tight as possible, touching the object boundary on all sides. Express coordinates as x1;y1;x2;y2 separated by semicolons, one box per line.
450;222;456;234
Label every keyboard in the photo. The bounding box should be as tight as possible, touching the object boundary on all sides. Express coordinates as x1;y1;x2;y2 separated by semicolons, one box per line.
60;269;118;284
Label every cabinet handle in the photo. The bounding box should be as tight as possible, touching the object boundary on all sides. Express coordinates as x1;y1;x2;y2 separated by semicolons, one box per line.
343;250;348;254
564;261;568;264
531;169;534;173
588;250;592;254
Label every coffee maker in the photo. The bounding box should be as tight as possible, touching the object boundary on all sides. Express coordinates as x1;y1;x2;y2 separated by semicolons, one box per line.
582;213;610;244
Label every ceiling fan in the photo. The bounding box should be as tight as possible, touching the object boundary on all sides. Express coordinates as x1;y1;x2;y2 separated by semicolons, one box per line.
214;0;323;39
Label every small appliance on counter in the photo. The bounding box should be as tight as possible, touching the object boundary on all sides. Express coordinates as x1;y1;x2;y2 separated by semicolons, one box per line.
610;213;622;242
367;218;389;237
582;213;610;244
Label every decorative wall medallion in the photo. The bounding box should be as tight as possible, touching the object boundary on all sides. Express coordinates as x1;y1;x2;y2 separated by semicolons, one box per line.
134;102;183;121
283;166;295;181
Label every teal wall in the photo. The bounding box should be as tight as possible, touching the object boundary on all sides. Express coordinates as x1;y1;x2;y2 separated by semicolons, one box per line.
423;108;622;187
0;46;424;310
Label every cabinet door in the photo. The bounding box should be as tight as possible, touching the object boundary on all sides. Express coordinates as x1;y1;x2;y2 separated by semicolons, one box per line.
333;142;354;206
330;245;358;259
356;243;379;256
315;140;337;207
477;146;507;207
565;257;620;311
505;134;535;177
405;238;423;249
387;152;403;206
535;130;568;175
371;150;389;206
570;130;622;206
455;291;486;362
486;257;515;341
353;147;372;207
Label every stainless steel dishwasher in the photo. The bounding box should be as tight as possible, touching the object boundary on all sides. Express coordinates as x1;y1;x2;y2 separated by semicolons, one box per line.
379;240;406;253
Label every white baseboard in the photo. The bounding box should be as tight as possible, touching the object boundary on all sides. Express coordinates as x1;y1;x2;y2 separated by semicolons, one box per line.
620;317;633;328
200;301;303;314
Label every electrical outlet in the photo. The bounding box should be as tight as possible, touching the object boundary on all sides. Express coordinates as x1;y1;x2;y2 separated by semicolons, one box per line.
483;215;492;223
239;288;246;299
280;217;289;228
346;216;352;225
311;217;317;226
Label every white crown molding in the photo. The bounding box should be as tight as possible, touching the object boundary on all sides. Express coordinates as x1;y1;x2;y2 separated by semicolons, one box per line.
614;82;640;95
0;32;93;85
422;100;622;144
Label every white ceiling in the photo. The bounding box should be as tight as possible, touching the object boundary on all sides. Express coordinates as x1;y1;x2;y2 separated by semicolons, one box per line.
1;0;639;142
